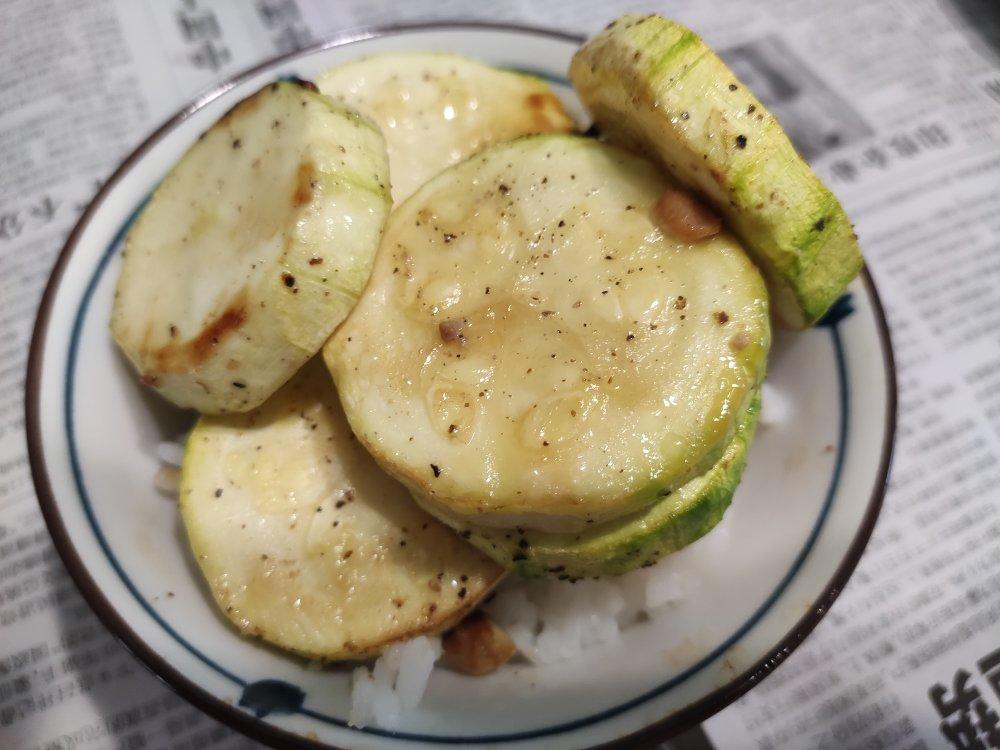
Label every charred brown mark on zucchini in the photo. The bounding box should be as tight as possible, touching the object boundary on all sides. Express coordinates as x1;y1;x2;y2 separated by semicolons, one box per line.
278;76;320;93
292;161;316;207
218;87;266;125
145;295;248;374
526;91;568;131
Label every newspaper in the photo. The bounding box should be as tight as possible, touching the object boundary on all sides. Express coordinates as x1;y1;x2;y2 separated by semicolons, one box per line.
1;0;998;748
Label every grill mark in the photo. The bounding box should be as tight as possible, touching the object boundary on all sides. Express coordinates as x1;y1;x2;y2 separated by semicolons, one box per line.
218;88;265;125
188;305;247;362
525;92;568;132
144;295;248;376
293;161;315;208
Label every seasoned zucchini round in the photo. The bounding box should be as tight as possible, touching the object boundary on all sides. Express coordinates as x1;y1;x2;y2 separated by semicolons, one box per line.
112;80;391;414
180;359;504;661
443;393;760;578
317;53;575;202
326;135;769;532
570;15;862;328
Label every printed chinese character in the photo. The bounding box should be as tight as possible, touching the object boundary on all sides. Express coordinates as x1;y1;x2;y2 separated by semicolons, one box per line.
270;24;312;54
977;702;1000;749
256;0;302;28
176;8;221;42
889;134;920;158
915;123;950;148
930;670;1000;749
189;39;232;71
862;146;889;169
0;211;24;241
28;195;58;224
985;79;1000;104
164;715;185;737
830;159;859;183
981;648;1000;702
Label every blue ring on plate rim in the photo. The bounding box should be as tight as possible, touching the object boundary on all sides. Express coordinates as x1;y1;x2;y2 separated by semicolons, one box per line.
25;21;896;750
63;192;850;743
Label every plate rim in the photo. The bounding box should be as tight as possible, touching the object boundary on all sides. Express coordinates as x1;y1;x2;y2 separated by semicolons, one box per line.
24;20;898;750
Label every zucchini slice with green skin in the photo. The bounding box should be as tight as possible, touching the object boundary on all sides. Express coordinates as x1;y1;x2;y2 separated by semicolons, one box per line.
180;359;504;661
112;80;391;414
443;392;760;579
317;53;575;202
570;15;862;328
326;135;769;533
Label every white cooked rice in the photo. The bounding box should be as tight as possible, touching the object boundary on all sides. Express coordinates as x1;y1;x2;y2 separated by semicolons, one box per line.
759;381;786;427
156;439;186;467
349;636;442;728
484;562;699;667
345;560;710;727
153;465;181;496
155;438;188;497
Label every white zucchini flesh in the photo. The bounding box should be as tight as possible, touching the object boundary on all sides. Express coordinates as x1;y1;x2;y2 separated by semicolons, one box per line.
316;53;575;202
326;135;770;533
180;359;504;660
112;80;391;414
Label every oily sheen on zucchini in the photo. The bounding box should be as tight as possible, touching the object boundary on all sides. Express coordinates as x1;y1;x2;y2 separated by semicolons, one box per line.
326;135;770;533
112;80;391;414
180;360;503;660
317;53;574;202
455;393;760;578
570;15;863;328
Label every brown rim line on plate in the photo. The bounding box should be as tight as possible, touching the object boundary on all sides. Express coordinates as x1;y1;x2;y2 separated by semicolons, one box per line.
24;22;897;750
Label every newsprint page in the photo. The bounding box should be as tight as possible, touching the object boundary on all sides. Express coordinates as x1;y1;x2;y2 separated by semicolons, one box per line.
1;1;999;748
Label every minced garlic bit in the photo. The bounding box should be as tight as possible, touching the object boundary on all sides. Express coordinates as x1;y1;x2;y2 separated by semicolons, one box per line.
441;612;517;676
438;319;465;344
652;188;722;242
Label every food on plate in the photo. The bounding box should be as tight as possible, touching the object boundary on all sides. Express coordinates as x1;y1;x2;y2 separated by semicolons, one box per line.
180;359;503;659
325;134;770;542
112;79;391;414
317;53;575;201
455;393;759;578
570;14;863;328
113;11;866;727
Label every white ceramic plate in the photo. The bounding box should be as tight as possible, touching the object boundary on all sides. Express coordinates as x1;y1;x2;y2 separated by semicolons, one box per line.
26;23;895;750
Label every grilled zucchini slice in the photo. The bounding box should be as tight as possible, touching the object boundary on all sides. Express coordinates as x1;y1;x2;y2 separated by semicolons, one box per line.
570;15;862;328
112;80;391;414
317;53;574;202
448;392;759;578
180;359;503;660
326;135;769;532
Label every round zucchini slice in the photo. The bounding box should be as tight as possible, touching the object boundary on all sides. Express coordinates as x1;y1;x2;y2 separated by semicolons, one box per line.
326;135;769;532
112;80;391;414
446;392;760;578
570;15;862;328
316;53;575;202
180;359;504;661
